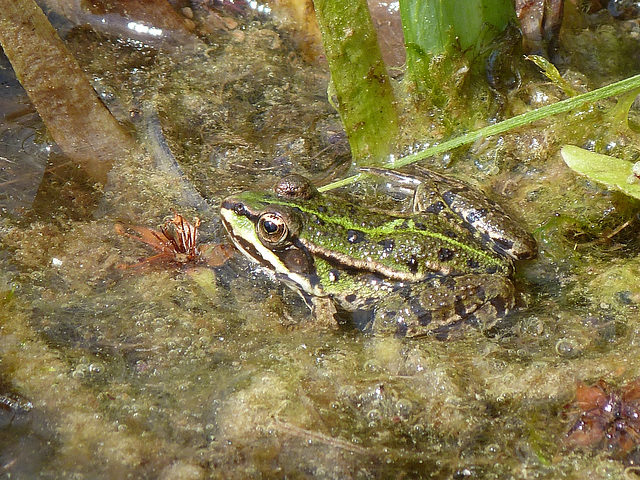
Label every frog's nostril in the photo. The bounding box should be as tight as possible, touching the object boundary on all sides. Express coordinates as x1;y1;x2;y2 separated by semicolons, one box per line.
233;203;246;216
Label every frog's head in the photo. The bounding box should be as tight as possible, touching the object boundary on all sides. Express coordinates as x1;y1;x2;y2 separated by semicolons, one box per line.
220;175;322;294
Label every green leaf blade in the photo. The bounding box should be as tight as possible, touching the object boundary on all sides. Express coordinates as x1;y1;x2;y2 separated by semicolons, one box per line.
561;145;640;199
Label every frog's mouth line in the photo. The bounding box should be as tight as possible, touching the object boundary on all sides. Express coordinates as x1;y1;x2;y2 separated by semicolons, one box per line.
219;210;269;269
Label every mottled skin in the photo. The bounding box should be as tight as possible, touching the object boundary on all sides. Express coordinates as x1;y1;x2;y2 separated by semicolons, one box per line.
220;169;537;338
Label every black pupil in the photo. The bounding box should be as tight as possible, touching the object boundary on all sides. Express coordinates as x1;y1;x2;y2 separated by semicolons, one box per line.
263;220;279;234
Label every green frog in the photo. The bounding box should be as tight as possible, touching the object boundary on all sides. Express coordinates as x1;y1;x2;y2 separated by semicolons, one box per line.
219;168;537;338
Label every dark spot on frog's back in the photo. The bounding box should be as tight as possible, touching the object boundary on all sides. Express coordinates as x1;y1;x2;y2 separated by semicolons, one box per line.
407;255;418;274
490;296;507;316
467;259;480;269
378;239;395;251
413;221;427;231
395;321;408;337
493;236;514;252
418;310;432;326
465;208;488;225
328;269;340;282
438;248;455;261
424;201;445;214
347;229;366;244
454;298;469;317
345;293;357;303
393;220;410;230
442;190;466;205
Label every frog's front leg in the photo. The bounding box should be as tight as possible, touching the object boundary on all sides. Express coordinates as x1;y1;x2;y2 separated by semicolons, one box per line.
369;274;515;340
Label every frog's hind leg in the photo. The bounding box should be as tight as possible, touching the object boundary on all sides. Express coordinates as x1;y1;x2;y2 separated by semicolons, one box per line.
412;169;538;261
415;298;511;341
370;274;516;340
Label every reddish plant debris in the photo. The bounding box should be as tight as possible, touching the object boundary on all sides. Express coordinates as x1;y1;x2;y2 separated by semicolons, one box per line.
565;379;640;458
116;210;234;268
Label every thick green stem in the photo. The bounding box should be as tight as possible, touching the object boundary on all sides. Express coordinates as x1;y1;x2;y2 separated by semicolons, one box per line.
313;0;399;165
399;0;515;96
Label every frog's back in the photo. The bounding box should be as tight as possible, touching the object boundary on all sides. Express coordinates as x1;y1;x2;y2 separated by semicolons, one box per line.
286;195;512;282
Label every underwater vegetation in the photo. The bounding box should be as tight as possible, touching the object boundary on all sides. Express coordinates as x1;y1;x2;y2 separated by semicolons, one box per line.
0;0;136;183
3;0;640;478
116;211;202;265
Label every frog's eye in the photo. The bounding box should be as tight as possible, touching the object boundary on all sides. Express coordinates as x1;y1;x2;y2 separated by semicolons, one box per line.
257;211;290;247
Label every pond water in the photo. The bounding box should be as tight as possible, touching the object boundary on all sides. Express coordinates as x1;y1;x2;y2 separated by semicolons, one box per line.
3;2;640;479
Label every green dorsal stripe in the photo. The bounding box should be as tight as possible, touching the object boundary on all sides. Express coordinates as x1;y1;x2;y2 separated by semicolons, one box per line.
263;197;503;267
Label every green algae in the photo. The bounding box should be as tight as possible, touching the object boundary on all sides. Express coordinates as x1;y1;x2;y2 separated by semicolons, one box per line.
0;0;136;183
320;73;640;193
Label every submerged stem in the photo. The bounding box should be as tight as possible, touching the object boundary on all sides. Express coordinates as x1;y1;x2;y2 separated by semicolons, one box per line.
0;0;137;183
399;0;515;96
